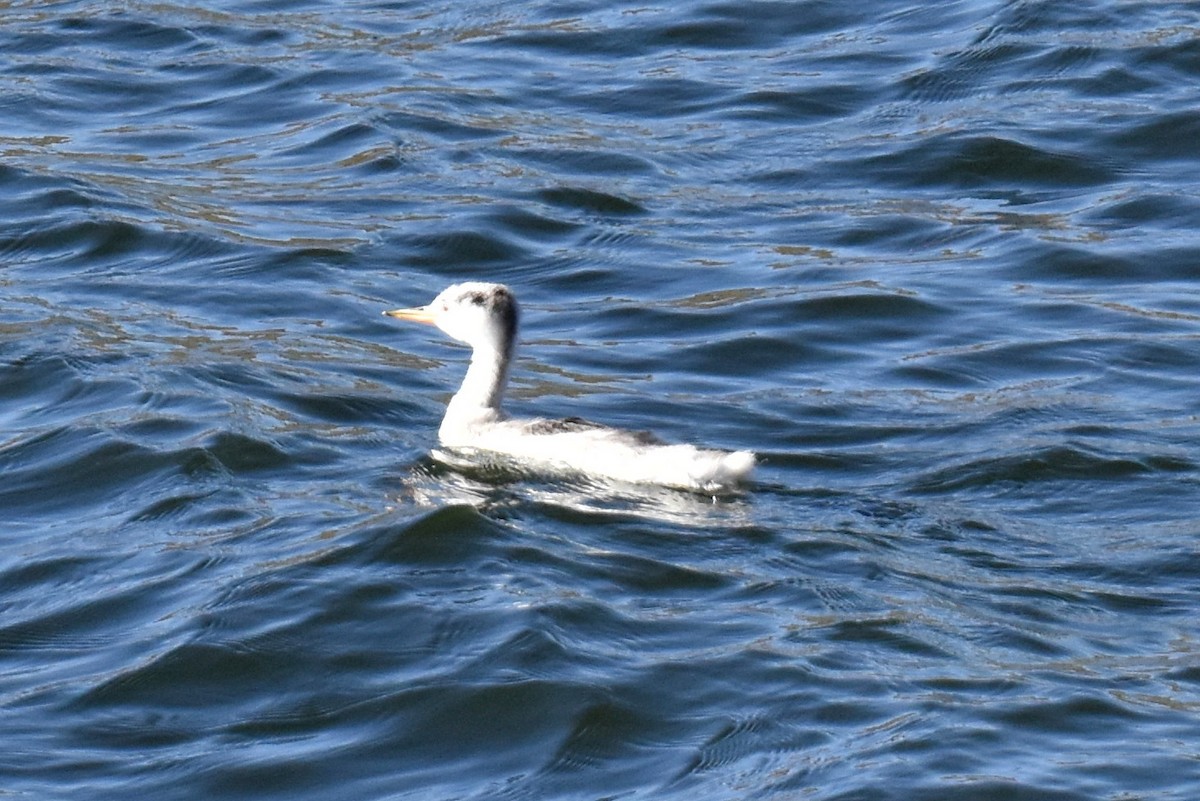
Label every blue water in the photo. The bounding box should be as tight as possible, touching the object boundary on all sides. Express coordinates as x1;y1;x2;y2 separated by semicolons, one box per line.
3;1;1199;799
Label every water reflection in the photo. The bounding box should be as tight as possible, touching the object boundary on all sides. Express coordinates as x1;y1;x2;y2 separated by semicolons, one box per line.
396;450;756;527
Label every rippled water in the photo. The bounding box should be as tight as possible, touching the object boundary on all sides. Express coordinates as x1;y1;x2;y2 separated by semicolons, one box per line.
3;1;1199;798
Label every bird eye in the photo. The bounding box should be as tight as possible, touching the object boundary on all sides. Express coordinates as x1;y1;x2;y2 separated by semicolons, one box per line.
469;293;485;306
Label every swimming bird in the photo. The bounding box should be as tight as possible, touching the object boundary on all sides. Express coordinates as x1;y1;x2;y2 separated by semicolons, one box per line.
384;282;755;493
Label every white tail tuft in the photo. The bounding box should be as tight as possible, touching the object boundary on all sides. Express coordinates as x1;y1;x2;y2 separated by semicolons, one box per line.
690;449;755;493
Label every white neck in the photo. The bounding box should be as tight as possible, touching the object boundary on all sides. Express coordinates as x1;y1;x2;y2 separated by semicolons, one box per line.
440;344;510;438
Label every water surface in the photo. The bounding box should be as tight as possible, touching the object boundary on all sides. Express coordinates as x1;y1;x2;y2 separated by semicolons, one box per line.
2;2;1199;799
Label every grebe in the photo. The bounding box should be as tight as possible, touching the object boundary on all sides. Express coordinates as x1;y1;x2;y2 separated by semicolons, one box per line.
384;282;755;493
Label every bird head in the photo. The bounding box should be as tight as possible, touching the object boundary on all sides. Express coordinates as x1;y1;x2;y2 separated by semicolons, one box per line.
385;282;519;356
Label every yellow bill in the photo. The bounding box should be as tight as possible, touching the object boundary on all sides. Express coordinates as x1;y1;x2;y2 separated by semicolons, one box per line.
383;305;437;324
